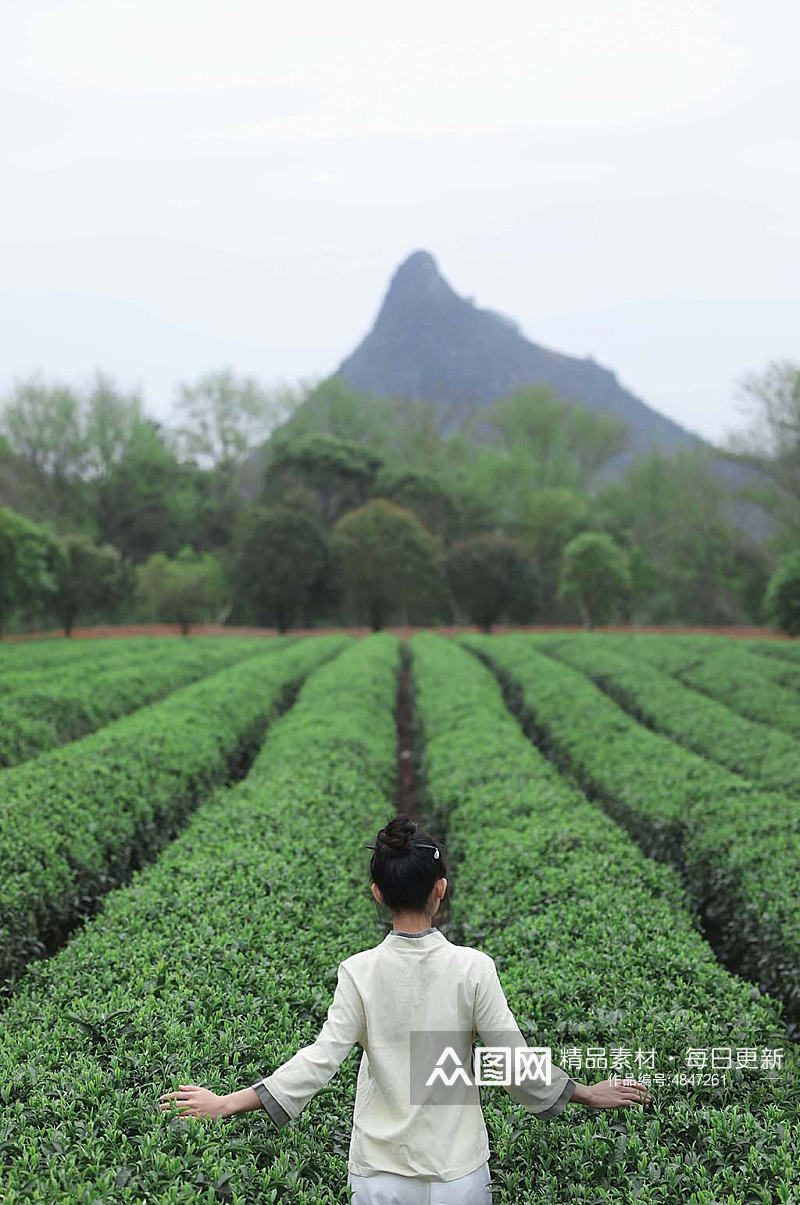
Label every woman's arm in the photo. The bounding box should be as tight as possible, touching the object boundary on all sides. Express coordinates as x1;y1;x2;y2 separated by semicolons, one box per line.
570;1078;652;1108
472;956;651;1117
473;955;576;1119
222;1087;262;1116
159;964;365;1124
159;1085;262;1119
249;963;365;1126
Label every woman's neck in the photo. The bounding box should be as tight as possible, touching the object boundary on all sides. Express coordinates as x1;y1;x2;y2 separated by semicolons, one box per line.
390;911;434;933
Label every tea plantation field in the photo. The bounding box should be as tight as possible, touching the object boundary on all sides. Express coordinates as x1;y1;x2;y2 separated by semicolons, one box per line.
0;632;797;1203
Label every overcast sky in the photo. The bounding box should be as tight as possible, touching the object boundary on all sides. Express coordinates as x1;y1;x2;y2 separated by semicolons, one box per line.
1;0;797;445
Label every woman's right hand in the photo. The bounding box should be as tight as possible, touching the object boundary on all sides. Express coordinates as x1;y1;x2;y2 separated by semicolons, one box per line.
576;1078;652;1108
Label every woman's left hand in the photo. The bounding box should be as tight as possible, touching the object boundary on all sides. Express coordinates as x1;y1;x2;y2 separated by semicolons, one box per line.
159;1084;227;1120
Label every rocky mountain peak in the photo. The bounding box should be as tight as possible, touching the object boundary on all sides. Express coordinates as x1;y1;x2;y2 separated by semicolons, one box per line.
334;250;703;458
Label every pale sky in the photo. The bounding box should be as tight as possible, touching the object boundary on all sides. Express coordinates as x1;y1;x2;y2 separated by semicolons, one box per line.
1;0;798;445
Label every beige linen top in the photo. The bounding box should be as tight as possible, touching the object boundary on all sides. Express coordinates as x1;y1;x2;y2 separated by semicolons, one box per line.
250;927;575;1180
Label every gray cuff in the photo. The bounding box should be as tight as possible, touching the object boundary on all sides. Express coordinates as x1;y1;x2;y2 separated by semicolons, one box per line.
535;1076;576;1120
251;1080;292;1130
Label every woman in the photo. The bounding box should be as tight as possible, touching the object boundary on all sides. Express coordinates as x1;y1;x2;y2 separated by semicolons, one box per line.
160;814;651;1203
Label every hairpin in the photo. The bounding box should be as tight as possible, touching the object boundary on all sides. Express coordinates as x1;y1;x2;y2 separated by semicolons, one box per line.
365;842;440;858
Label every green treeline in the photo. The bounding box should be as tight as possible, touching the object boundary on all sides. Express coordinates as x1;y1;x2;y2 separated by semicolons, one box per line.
1;361;799;634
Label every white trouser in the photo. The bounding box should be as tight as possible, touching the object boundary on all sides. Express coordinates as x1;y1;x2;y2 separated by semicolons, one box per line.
347;1160;492;1204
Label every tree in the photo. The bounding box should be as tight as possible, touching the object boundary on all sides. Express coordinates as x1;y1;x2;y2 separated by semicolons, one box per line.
764;551;800;636
446;534;537;632
83;371;146;479
331;499;443;630
174;369;297;468
97;419;199;561
423;386;625;545
53;534;126;636
0;371;163;534
463;385;629;490
265;433;383;526
233;506;329;631
558;531;631;628
1;374;85;481
370;467;456;538
279;376;398;447
515;487;590;619
596;447;768;624
625;545;660;624
136;547;227;635
724;359;800;544
0;374;86;518
0;506;61;635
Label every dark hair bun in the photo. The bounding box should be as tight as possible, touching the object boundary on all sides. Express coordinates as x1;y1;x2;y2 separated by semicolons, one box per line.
376;814;417;857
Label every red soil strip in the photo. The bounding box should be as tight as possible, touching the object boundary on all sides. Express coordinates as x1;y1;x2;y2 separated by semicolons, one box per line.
395;647;419;819
1;623;793;643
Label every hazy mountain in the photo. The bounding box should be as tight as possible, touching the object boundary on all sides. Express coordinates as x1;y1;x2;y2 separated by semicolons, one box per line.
334;249;704;458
